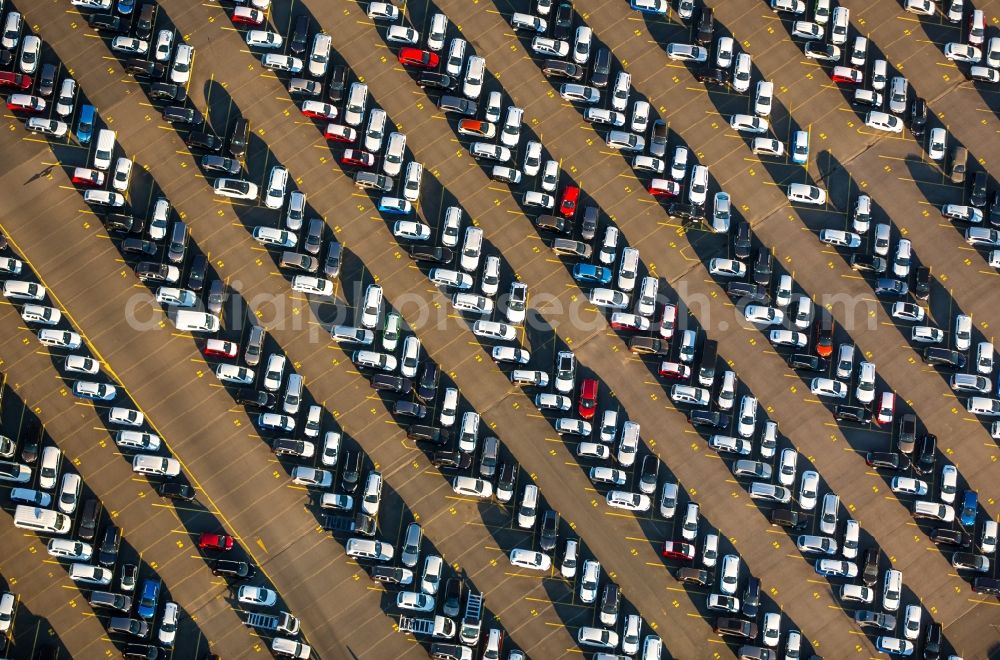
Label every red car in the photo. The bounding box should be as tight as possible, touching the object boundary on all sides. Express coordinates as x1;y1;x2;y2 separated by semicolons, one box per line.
559;185;580;218
662;541;696;560
831;66;863;84
609;312;651;331
231;6;265;25
341;149;375;168
649;178;681;197
578;378;598;419
71;167;106;187
204;339;239;358
325;124;357;143
658;361;691;379
398;47;440;69
7;94;45;112
197;532;234;551
0;71;32;90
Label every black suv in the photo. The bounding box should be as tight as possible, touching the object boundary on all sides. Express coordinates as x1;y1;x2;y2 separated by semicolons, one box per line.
125;58;164;79
676;567;713;586
88;13;122;31
931;528;970;547
769;509;805;529
417;363;440;402
38;63;57;97
909;98;927;138
913;266;930;300
371;374;412;394
689;410;730;429
788;353;827;372
540;510;558;552
590;48;611;87
914;433;936;474
341;451;361;493
970;171;989;208
416;72;456;91
861;548;879;586
897;413;917;453
290;14;310;55
694;67;727;86
158;482;195;501
741;577;760;618
733;222;751;259
229;117;250;159
834;405;871;424
866;451;904;470
553;2;573;40
328;64;348;101
150;82;187;103
272;438;312;457
99;525;121;567
923;347;966;370
850;254;887;273
696;7;714;45
409;245;453;263
186;132;222;152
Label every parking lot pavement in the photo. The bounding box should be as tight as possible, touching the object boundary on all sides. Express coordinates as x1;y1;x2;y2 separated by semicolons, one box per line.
0;133;413;660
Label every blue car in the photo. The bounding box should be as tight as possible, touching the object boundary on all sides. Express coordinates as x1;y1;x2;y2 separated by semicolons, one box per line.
117;0;135;15
960;490;978;527
137;578;160;619
572;263;612;285
77;104;95;145
377;197;412;215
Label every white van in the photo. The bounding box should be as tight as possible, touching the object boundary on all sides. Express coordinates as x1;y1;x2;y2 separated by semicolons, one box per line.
170;310;220;333
94;129;116;170
518;484;539;528
618;247;639;292
116;430;161;452
754;81;773;117
216;363;255;385
14;505;71;534
132;454;181;476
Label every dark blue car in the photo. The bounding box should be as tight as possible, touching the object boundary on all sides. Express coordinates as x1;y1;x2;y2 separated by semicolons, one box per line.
572;263;612;285
117;0;135;15
77;104;95;145
137;578;160;619
960;490;978;527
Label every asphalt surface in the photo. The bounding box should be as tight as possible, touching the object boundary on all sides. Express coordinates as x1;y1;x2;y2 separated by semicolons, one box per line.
0;0;999;659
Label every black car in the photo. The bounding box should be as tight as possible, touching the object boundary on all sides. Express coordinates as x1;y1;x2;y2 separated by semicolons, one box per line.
135;2;156;39
923;623;942;660
909;98;927;138
694;66;727;86
212;560;256;580
580;205;598;241
541;59;584;80
628;336;666;355
741;577;760;618
874;277;908;297
187;254;208;291
600;585;620;624
913;265;930;300
897;413;917;454
437;95;477;116
769;509;806;530
590;48;611;88
676;567;713;586
535;214;569;233
727;281;770;304
914;433;936;474
341;451;361;493
752;248;772;285
861;547;879;586
0;49;12;69
639;454;658;492
272;438;311;457
234;389;276;410
185;132;222;152
371;374;412;394
409;245;453;263
121;238;157;256
104;213;134;234
371;566;410;584
850;254;887;273
149;82;187;103
408;425;449;446
788;353;827;372
327;63;348;100
78;498;99;541
88;13;123;31
158;482;195;501
38;64;57;97
714;617;757;639
931;528;971;547
923;347;966;370
125;58;165;79
290;14;310;55
688;410;730;429
394;400;428;419
970;171;989;208
229;117;249;159
667;202;704;223
121;644;161;660
20;418;40;464
865;451;904;470
442;577;464;616
416;72;456;91
98;525;121;567
733;222;751;259
834;405;871;424
431;450;472;469
417;363;439;402
987;191;1000;228
163;105;202;125
553;2;574;41
540;510;558;552
696;7;714;45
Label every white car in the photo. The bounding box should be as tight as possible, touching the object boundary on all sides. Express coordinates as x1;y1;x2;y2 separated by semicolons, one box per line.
509;548;552;571
945;42;981;63
262;53;303;73
606;490;651;511
158;601;178;646
856;361;876;404
792;21;824;39
818;229;861;248
810;378;847;398
523;141;542;177
940;465;958;503
111;158;133;192
891;477;929;496
580;560;600;603
954;314;972;351
928;127;947;161
787;183;827;205
891;302;925;323
865;111;903;133
368;2;399;20
666;43;708;62
737;396;757;438
171;44;194;84
709;258;746;278
732;53;752;93
237;585;277;607
659;482;678;518
716;36;735;67
246;30;282;48
720;554;740;595
730;114;769;134
798;470;819;510
532;36;568;57
743;304;784;326
573;26;592;64
770;330;807;347
154;29;173;62
904;0;935;14
392;220;431;241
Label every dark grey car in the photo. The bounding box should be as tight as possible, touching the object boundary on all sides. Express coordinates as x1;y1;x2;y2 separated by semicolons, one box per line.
201;155;240;175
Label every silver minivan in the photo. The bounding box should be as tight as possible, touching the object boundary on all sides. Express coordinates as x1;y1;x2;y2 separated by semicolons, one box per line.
284;373;303;415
